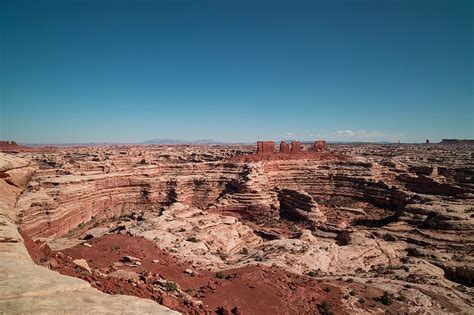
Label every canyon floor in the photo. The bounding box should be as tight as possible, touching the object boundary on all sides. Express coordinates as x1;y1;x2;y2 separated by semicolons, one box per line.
1;143;473;314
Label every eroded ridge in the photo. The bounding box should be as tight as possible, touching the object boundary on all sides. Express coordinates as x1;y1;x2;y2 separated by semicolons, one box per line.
2;142;473;314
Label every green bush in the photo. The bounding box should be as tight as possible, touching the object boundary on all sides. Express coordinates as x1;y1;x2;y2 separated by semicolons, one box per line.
164;281;177;292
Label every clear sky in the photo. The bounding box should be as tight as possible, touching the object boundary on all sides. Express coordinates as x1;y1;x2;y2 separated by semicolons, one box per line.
1;0;472;143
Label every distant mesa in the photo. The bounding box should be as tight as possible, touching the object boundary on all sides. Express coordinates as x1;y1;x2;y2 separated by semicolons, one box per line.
0;140;30;152
0;140;18;147
440;139;474;145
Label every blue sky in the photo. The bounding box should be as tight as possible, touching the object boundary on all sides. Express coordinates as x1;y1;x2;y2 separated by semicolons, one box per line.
1;0;472;143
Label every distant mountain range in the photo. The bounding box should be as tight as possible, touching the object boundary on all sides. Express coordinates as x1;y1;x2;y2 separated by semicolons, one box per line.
141;139;224;145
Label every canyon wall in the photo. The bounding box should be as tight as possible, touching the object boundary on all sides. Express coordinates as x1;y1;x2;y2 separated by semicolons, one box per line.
0;153;177;314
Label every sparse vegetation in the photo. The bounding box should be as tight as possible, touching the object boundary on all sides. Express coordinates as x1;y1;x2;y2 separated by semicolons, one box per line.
377;291;393;306
215;271;225;279
317;300;334;315
112;245;120;251
178;227;186;232
240;247;249;255
164;281;177;292
39;255;49;264
307;270;319;277
140;187;150;200
215;250;227;261
323;287;331;293
375;265;385;274
186;236;199;243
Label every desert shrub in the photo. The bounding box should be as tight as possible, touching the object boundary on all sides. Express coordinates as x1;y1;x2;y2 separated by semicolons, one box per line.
164;281;177;292
140;187;150;199
178;227;186;232
112;245;120;251
215;250;227;261
317;300;334;315
186;236;199;243
323;287;331;293
378;291;393;305
307;270;319;277
215;271;225;279
375;265;385;274
240;247;249;255
39;256;49;263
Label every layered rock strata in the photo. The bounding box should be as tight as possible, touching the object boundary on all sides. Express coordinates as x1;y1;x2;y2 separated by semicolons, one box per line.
0;153;177;314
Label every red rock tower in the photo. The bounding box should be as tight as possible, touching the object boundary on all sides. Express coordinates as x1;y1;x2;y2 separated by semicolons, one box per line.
312;140;327;152
257;141;275;155
290;141;301;154
279;141;290;153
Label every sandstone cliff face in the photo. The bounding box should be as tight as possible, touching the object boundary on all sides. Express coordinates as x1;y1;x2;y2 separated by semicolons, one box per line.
18;160;244;239
0;153;178;314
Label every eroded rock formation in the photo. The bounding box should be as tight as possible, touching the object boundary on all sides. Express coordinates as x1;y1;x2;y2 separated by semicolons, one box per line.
312;140;327;152
256;141;275;155
279;141;290;153
290;141;301;154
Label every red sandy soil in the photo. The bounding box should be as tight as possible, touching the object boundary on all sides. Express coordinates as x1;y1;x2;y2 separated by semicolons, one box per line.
23;233;349;314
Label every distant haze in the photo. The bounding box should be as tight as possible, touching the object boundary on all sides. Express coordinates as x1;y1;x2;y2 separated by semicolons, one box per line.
1;1;472;143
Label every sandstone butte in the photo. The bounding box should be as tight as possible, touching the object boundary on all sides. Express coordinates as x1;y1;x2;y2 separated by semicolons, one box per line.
0;140;473;314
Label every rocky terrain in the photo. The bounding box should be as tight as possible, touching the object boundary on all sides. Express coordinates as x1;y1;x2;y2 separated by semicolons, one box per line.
1;142;473;314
